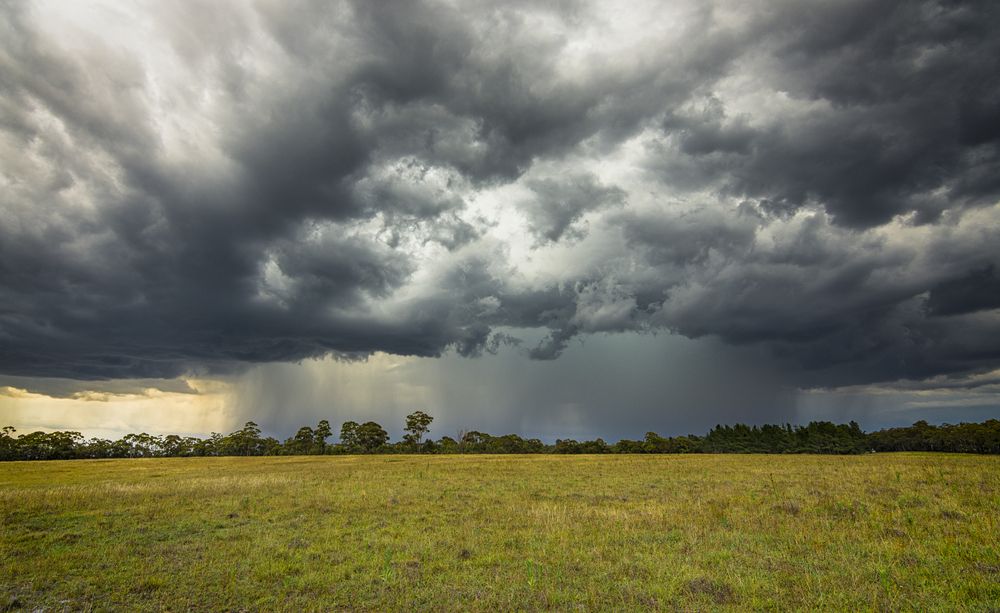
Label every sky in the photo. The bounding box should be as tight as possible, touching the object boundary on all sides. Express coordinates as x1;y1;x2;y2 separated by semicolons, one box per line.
1;0;999;442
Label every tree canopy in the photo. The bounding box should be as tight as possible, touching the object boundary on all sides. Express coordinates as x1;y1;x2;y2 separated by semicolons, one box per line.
2;417;998;461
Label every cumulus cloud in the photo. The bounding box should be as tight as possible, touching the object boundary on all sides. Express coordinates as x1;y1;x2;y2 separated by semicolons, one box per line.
0;0;998;399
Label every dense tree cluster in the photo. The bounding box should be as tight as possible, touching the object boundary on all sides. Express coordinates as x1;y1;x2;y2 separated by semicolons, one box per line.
867;420;1000;454
700;422;869;454
1;417;998;461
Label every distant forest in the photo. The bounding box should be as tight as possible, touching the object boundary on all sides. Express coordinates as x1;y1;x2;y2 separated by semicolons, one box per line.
2;412;999;461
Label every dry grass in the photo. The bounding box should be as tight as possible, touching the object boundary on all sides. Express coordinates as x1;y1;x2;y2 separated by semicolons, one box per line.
1;453;998;611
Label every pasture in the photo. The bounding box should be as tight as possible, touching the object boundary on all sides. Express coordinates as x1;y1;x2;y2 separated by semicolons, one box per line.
2;454;998;611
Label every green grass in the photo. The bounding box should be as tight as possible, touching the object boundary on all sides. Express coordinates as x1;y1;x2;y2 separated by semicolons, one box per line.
2;454;998;611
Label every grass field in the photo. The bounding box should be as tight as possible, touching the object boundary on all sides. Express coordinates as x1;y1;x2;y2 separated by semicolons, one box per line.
2;454;998;611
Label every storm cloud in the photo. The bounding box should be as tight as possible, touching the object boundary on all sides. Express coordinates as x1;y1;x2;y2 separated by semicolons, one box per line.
1;0;999;401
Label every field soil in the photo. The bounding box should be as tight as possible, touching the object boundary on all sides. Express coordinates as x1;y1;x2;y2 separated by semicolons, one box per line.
2;454;998;611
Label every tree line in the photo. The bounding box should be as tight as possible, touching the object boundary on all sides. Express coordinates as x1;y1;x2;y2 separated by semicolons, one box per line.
1;414;998;461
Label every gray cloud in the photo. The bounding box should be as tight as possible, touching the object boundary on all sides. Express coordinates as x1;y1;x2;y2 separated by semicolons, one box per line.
0;0;998;403
520;173;626;244
643;0;1000;227
926;265;1000;317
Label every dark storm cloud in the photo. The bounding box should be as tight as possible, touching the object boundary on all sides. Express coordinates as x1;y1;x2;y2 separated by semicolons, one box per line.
0;0;999;393
649;0;1000;227
608;204;1000;386
0;376;197;399
617;204;758;267
926;266;1000;317
520;173;626;244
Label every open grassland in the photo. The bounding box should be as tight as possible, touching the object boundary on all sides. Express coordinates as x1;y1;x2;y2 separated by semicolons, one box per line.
2;454;999;611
